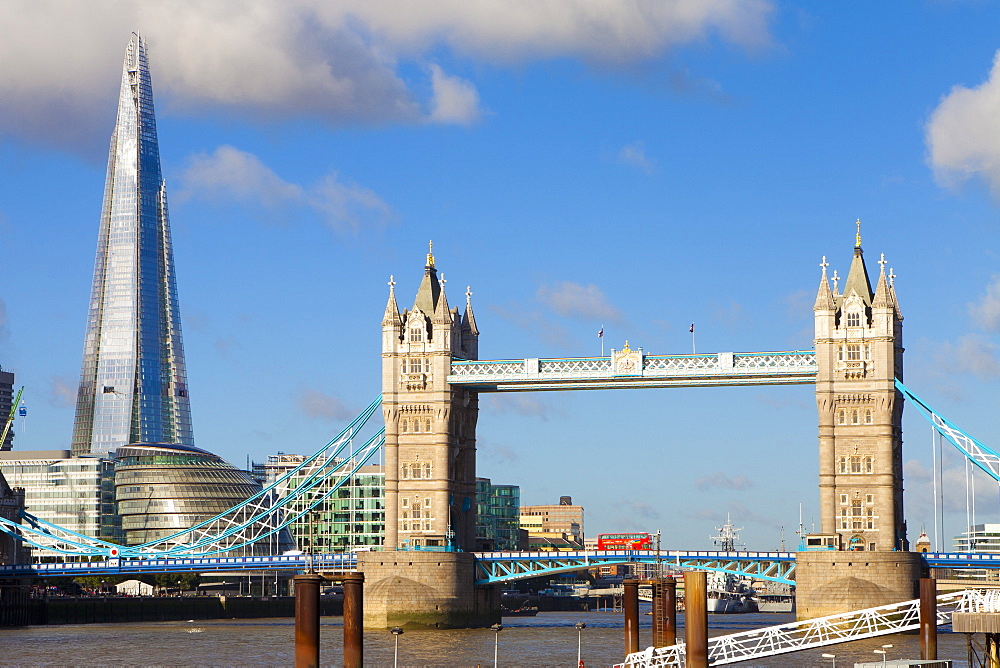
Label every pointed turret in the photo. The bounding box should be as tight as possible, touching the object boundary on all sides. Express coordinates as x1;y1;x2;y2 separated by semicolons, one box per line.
872;253;895;310
462;286;479;337
814;256;835;311
383;275;402;327
413;241;441;316
839;220;873;307
433;271;453;326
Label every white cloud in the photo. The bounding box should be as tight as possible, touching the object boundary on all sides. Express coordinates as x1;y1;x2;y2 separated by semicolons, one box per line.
695;472;755;491
177;146;391;232
298;388;355;421
47;376;76;408
618;141;655;173
536;281;624;323
970;275;1000;331
927;50;1000;197
428;64;481;125
0;1;773;151
936;334;1000;379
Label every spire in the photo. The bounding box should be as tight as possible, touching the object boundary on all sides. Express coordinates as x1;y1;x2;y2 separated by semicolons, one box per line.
433;271;452;324
383;275;402;327
413;240;440;315
462;285;479;336
814;255;835;310
872;252;896;309
840;221;873;307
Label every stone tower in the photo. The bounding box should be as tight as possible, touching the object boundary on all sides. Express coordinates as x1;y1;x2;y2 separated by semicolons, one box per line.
380;244;480;550
813;224;905;551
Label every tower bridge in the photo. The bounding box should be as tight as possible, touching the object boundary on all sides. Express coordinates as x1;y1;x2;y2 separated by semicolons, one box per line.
8;228;996;630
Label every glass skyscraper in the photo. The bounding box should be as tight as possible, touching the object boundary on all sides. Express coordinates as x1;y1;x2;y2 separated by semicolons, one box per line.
71;33;193;457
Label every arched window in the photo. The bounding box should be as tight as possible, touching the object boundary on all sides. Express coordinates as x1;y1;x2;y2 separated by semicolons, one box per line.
409;325;423;343
837;410;846;425
423;463;432;479
846;311;861;327
864;409;873;424
401;464;410;479
851;410;859;425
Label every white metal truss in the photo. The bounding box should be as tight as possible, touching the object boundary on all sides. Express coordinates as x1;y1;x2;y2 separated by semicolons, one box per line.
0;397;385;559
473;550;795;585
896;379;1000;483
616;589;981;667
448;351;817;391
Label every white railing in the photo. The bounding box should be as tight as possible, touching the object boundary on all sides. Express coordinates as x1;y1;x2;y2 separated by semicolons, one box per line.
616;589;976;667
449;351;817;389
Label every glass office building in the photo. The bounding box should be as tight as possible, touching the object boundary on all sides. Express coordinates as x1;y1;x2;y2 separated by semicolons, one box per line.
258;453;385;552
115;443;292;555
71;33;193;457
0;451;121;557
476;478;521;551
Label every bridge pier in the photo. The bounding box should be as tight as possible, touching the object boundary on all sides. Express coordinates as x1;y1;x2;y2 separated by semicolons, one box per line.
794;550;923;619
357;551;499;629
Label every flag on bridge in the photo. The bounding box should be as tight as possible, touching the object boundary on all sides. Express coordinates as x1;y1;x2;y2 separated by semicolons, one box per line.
598;326;603;338
689;323;695;333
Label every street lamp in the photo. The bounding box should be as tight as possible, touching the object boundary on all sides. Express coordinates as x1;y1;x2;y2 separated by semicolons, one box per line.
390;627;403;668
873;644;892;665
575;622;586;666
491;623;503;668
821;652;836;668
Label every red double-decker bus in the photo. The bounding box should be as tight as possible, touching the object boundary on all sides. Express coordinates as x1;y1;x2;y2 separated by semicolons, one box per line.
596;533;653;550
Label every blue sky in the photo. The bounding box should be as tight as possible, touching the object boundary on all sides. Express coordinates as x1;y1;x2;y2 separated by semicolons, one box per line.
4;1;1000;550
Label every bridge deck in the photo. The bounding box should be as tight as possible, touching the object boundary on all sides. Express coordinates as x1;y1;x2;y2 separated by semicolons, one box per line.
448;351;818;391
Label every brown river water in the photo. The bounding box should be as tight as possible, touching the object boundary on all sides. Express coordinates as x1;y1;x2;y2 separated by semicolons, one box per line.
0;610;976;666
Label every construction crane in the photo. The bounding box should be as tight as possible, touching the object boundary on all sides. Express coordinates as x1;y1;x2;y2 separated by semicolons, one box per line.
1;385;24;448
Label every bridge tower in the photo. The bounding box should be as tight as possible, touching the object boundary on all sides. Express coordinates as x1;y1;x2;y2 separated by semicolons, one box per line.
799;224;921;619
813;224;905;552
359;245;497;628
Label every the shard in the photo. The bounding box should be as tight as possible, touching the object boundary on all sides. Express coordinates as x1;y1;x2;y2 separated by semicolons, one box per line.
71;33;194;456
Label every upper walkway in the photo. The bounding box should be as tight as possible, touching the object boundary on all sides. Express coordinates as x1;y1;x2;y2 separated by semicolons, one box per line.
448;350;818;391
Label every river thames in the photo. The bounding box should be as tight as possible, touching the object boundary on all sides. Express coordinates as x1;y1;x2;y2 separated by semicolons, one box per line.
0;610;975;666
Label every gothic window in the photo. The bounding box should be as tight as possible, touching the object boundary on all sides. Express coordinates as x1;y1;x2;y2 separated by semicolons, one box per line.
866;508;875;530
839;457;848;474
864;456;873;473
850;456;862;473
423;463;432;479
402;522;409;531
424;497;432;508
846;344;861;361
864;409;873;424
837;410;846;425
409;325;424;343
401;464;410;479
412;509;421;519
424;521;432;531
863;344;871;359
865;494;874;505
846;312;861;327
840;508;849;530
851;410;859;425
402;511;408;519
402;498;409;508
840;494;848;505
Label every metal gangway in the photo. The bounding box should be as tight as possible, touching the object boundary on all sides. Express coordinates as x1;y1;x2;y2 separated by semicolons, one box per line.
616;588;992;667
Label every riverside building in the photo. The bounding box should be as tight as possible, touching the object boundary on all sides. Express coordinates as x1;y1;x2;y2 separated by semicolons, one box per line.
0;451;121;557
0;366;14;451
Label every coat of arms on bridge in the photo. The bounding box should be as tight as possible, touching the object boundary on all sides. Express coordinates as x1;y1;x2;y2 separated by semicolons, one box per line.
612;341;644;376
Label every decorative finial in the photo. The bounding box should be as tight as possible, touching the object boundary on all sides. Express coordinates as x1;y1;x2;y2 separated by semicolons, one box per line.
820;255;829;276
622;340;631;353
426;240;435;268
878;252;887;273
465;285;473;304
888;267;896;287
440;272;447;287
855;219;862;248
832;269;840;293
388;274;396;294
